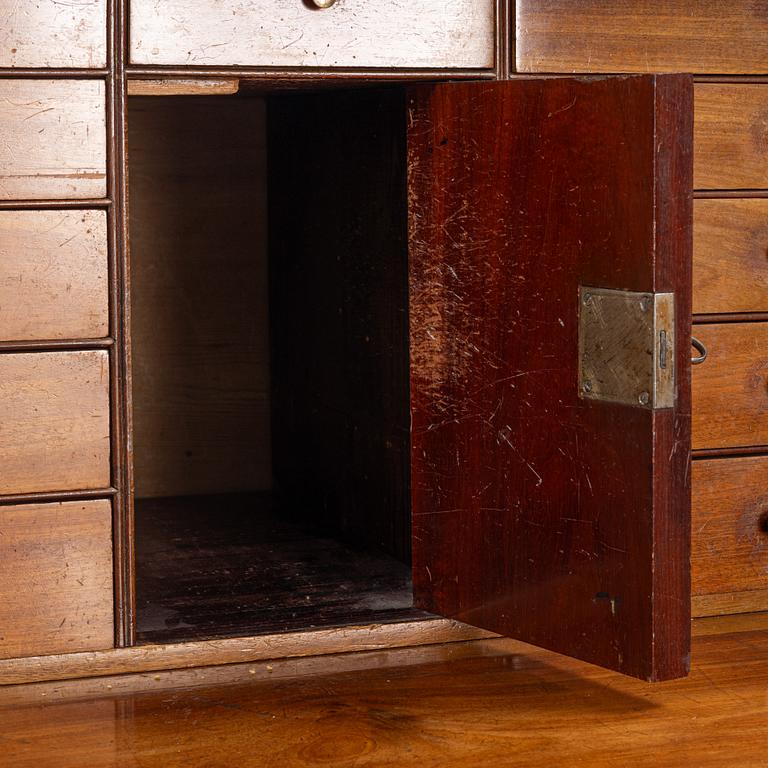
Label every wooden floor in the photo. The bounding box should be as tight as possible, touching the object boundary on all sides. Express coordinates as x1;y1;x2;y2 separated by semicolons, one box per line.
2;614;768;766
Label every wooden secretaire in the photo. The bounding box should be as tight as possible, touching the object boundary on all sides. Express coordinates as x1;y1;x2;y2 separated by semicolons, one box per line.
0;1;766;686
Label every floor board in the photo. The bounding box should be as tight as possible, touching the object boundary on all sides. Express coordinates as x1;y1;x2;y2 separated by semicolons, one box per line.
2;616;768;767
135;493;420;644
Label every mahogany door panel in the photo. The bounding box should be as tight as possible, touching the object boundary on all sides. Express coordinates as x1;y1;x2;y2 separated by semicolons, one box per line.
409;75;692;681
0;210;109;341
516;1;768;74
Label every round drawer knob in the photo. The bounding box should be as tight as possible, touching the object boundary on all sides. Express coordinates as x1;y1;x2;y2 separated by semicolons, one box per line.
311;0;337;7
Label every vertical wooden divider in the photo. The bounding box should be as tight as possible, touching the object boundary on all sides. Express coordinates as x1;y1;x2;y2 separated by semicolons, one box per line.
109;0;135;647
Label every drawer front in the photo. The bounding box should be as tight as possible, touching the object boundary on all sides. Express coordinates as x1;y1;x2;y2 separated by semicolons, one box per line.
692;324;768;450
516;1;768;74
129;0;495;68
693;200;768;315
0;500;113;660
0;211;109;341
0;80;107;200
0;351;111;495
694;85;768;190
692;457;768;615
0;0;106;68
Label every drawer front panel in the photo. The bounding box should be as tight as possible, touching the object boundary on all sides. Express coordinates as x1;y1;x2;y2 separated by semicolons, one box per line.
692;324;768;450
0;0;106;68
693;200;768;315
0;80;107;200
516;1;768;74
129;0;495;68
694;85;768;190
0;500;113;660
0;211;109;341
692;456;768;614
0;351;111;495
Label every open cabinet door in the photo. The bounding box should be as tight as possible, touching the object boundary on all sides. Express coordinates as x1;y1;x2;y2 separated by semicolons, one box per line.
408;75;692;681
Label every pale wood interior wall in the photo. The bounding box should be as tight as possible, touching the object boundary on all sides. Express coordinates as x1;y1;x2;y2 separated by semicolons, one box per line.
128;96;271;498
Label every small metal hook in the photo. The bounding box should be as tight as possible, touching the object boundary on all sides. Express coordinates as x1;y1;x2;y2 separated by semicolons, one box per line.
691;336;708;365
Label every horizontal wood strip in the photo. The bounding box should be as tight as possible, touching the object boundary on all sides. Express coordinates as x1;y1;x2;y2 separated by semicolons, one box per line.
0;619;495;685
0;488;117;506
515;1;768;74
693;590;768;617
127;79;240;97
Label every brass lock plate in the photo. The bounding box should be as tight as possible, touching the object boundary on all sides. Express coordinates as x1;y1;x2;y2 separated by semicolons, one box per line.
578;286;675;409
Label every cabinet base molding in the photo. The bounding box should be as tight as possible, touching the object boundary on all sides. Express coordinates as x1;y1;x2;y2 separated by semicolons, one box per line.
0;619;494;686
692;590;768;618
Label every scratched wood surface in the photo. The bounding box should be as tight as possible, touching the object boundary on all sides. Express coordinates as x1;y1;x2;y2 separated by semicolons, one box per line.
0;210;108;341
2;622;768;767
515;0;768;74
692;323;768;450
693;200;768;315
0;0;106;68
408;76;692;681
692;456;768;615
129;0;495;68
0;500;113;661
0;80;106;200
0;351;111;495
694;84;768;190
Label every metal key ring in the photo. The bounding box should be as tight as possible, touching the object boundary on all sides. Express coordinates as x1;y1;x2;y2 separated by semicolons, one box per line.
691;337;708;365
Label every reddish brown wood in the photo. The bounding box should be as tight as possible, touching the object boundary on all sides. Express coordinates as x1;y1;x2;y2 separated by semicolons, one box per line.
408;75;693;681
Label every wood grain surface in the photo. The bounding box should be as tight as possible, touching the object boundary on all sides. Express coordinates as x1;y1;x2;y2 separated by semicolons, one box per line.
694;84;768;190
0;351;111;494
0;618;494;686
0;210;108;341
0;80;107;200
692;456;768;614
128;96;270;497
693;200;768;315
408;76;692;681
0;500;113;661
692;323;768;449
126;79;240;97
516;0;768;74
129;0;494;69
0;0;106;68
1;623;768;767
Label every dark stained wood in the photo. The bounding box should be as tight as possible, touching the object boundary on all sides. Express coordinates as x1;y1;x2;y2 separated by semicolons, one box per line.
135;493;421;645
2;621;768;767
268;88;411;562
408;76;693;681
0;500;113;660
515;1;768;74
692;456;768;616
692;323;768;450
128;95;271;498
